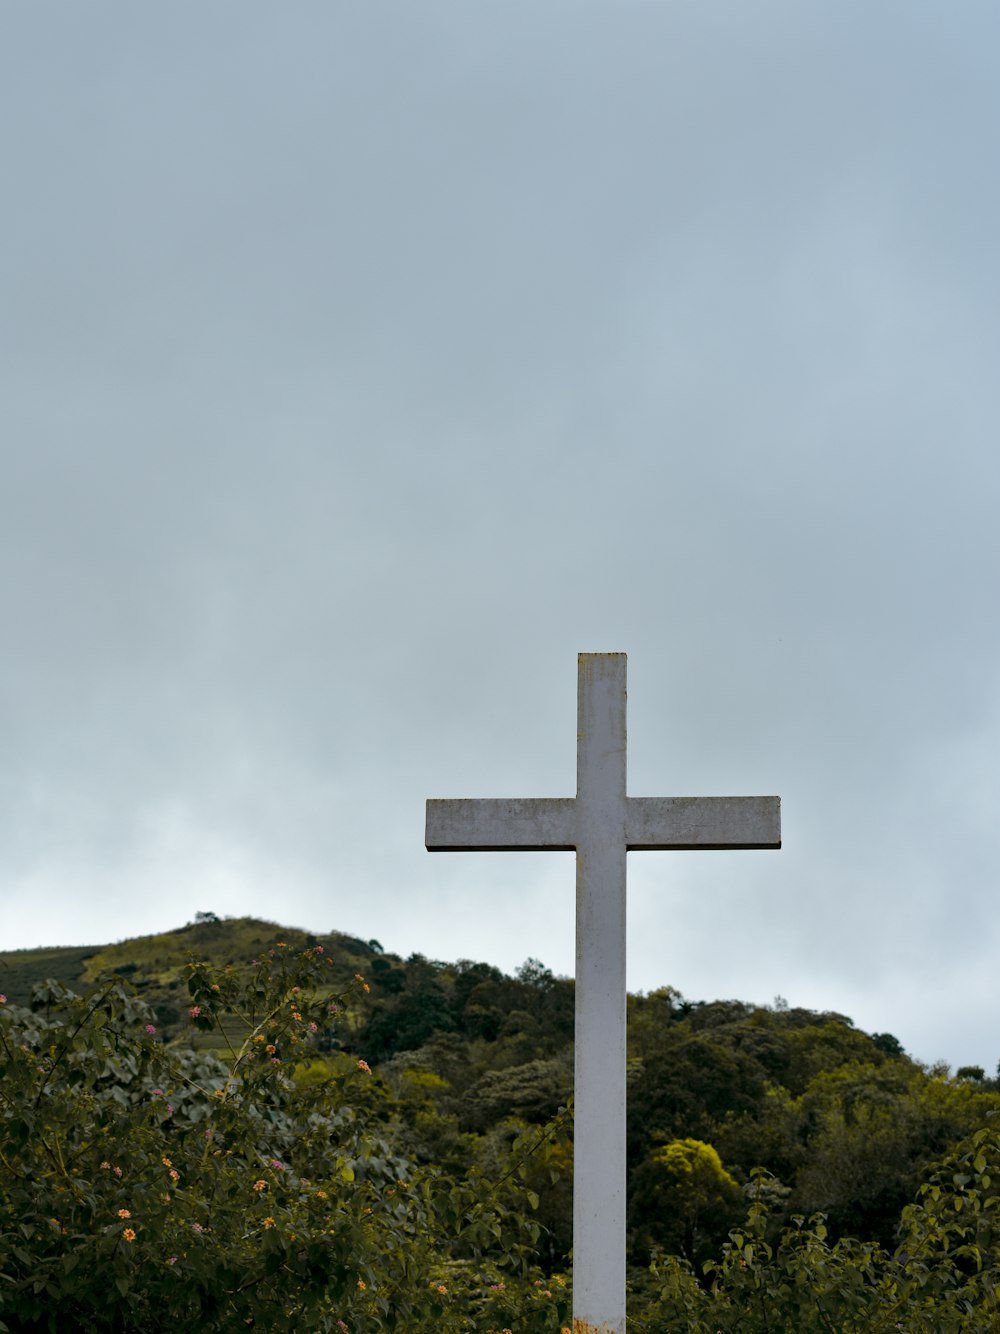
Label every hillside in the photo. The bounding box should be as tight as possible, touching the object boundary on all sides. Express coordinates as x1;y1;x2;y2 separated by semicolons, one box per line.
1;915;379;1047
4;913;1000;1266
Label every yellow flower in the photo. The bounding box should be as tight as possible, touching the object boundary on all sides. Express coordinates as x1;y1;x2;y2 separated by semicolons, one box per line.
357;1279;366;1290
262;1217;275;1229
161;1157;172;1168
117;1209;131;1218
122;1227;137;1243
253;1180;268;1192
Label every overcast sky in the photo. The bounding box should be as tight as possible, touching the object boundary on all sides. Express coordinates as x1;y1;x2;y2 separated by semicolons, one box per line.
3;3;999;1071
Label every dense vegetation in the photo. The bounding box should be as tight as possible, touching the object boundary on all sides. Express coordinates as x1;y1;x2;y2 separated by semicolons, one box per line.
3;915;1000;1330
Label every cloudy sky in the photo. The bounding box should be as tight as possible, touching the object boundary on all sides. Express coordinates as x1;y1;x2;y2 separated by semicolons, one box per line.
3;3;999;1071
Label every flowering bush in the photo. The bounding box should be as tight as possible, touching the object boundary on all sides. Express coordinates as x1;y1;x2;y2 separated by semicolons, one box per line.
0;946;570;1332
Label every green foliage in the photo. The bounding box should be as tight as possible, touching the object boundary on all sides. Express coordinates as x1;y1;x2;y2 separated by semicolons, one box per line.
0;947;572;1332
7;919;1000;1327
635;1132;1000;1332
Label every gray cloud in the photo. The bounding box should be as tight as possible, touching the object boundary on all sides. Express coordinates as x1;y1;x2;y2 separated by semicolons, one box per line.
2;2;999;1071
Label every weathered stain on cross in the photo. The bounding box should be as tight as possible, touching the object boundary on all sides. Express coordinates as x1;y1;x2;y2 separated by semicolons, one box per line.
426;653;780;1334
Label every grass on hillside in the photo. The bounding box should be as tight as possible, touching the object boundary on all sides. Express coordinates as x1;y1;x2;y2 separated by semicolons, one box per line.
0;916;380;1047
0;944;100;1006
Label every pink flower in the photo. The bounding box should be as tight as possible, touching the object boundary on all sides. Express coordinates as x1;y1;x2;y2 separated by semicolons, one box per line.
357;1059;371;1075
0;994;7;1004
145;1024;156;1034
188;1006;201;1018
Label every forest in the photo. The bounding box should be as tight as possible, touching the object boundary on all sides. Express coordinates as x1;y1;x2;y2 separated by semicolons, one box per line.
2;914;1000;1331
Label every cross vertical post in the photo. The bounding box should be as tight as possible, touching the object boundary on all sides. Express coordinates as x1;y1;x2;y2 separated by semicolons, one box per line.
425;653;780;1334
574;653;628;1324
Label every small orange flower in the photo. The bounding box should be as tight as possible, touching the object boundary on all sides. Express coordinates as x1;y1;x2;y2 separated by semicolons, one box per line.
253;1180;268;1192
357;1059;371;1075
122;1227;136;1243
117;1209;131;1219
262;1216;275;1229
357;1278;366;1290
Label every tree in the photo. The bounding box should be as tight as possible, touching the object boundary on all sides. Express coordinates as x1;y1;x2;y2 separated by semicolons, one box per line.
629;1138;741;1266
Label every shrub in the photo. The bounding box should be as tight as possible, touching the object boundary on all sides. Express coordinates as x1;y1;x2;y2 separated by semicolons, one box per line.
0;948;570;1333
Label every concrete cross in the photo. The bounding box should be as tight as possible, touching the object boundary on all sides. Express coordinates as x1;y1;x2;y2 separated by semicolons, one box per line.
426;653;780;1334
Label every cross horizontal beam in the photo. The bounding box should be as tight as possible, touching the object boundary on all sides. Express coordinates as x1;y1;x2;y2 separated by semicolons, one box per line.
426;794;780;852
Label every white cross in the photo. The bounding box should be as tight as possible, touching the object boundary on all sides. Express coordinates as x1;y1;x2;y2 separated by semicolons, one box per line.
426;652;780;1334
